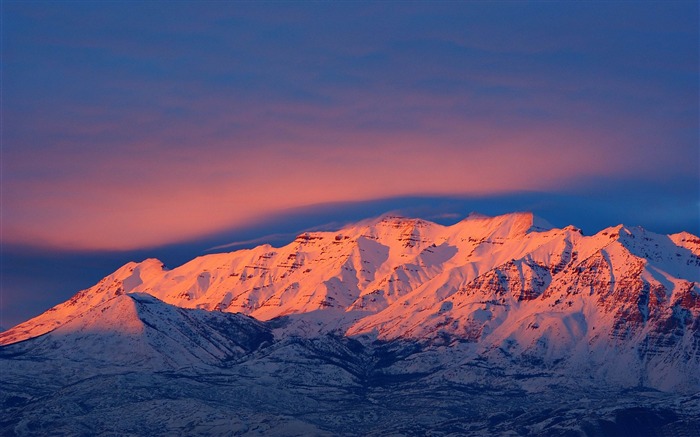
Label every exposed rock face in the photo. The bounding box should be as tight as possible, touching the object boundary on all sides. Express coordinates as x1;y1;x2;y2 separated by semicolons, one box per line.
2;212;699;436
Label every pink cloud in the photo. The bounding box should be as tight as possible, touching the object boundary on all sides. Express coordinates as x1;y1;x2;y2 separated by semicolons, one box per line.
4;112;645;251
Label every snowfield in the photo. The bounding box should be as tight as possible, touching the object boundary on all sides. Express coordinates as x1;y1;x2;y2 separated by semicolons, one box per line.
2;212;699;436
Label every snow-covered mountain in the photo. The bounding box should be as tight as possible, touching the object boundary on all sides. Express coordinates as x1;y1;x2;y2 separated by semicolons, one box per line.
1;293;271;381
2;212;699;436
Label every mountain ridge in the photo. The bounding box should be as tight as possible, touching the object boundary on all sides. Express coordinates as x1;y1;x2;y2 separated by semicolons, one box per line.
2;211;700;436
3;212;698;354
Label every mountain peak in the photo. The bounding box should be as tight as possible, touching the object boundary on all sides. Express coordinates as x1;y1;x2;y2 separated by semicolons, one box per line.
4;211;698;358
3;210;700;436
55;293;146;336
349;214;433;230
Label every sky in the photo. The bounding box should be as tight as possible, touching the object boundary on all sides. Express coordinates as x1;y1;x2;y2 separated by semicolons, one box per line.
2;1;698;328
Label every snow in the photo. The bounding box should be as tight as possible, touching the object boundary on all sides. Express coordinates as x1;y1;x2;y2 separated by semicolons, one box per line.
2;211;699;393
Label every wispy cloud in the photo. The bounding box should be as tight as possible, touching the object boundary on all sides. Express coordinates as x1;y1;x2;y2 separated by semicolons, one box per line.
206;233;297;252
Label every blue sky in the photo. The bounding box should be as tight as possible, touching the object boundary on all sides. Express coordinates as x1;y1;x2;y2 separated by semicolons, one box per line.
2;1;698;327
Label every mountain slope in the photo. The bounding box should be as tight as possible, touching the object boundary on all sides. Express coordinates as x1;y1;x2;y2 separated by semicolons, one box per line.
2;212;699;391
1;293;271;375
2;211;700;436
0;259;166;345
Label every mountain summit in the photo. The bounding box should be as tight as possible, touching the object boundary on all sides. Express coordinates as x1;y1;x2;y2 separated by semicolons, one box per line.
2;212;699;436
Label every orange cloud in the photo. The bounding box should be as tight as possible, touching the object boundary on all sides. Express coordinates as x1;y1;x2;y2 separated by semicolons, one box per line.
4;120;638;251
